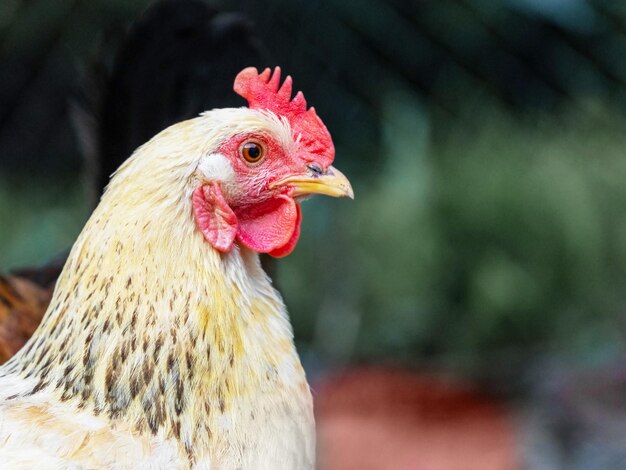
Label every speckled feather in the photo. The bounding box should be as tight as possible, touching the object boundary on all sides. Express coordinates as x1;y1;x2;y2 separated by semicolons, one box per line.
0;109;315;469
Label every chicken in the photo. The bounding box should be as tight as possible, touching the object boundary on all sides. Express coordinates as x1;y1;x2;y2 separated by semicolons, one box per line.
0;67;353;468
0;0;265;366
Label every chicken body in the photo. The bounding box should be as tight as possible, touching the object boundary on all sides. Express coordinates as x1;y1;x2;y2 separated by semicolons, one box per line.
0;88;350;467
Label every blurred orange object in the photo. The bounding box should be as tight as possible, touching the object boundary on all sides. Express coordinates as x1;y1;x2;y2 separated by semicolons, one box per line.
315;367;520;470
0;274;53;364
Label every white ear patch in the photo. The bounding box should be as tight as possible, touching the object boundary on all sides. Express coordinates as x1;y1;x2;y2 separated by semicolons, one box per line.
197;153;235;183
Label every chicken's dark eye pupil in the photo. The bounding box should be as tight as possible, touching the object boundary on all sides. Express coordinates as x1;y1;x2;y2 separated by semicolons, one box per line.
248;145;260;159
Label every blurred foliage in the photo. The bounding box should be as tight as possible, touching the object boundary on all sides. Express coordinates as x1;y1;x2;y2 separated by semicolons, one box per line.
283;94;626;374
0;174;89;269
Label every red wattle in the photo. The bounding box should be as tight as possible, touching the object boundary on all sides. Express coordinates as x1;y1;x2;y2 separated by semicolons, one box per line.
268;204;301;258
235;195;301;256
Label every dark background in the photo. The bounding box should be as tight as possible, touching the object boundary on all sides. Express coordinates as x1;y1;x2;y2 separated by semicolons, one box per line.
2;1;626;467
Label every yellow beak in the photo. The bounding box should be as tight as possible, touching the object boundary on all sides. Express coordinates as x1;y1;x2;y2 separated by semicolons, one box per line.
271;165;354;199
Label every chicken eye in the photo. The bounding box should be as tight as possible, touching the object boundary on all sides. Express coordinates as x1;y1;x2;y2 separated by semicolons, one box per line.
241;141;265;163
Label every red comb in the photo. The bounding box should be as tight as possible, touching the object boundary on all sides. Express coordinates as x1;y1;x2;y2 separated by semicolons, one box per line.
234;67;334;166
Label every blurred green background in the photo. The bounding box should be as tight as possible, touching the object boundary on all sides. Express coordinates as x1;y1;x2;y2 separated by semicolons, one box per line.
2;0;626;394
